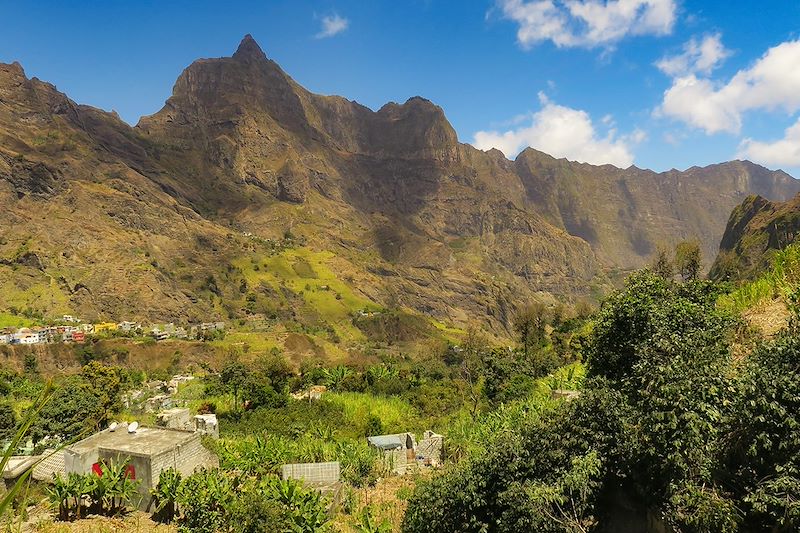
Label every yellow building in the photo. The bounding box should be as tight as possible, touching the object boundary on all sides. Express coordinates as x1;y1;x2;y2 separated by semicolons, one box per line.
93;322;119;333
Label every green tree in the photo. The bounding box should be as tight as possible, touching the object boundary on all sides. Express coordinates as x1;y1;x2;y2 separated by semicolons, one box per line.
651;246;675;281
459;327;490;418
23;352;38;375
513;303;549;355
675;239;702;281
241;374;287;410
723;323;800;532
364;414;383;437
0;403;16;443
403;386;629;533
80;361;123;425
152;468;182;523
221;359;249;411
31;363;124;444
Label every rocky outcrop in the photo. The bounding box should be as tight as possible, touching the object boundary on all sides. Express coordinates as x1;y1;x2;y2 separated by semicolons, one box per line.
711;194;800;280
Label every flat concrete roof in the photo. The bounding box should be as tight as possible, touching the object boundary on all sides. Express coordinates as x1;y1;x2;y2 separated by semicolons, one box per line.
69;425;197;457
2;455;40;478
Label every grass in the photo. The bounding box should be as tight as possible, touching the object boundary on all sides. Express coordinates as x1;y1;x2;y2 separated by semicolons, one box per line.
232;247;379;342
717;243;800;313
429;318;465;340
211;331;282;354
223;246;456;362
0;311;37;328
326;392;420;435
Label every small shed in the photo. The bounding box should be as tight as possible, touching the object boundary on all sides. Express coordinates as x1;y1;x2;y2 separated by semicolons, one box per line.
156;408;192;431
367;432;417;475
193;414;219;439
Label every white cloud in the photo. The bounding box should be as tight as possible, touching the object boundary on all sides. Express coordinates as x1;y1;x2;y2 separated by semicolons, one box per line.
657;39;800;134
738;118;800;167
656;33;730;76
496;0;676;49
315;14;349;39
473;93;641;167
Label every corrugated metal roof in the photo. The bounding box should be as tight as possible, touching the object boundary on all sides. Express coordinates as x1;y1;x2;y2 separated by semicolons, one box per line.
367;435;404;450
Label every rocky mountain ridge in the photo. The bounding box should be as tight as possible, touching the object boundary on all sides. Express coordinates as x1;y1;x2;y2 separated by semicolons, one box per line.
1;35;799;333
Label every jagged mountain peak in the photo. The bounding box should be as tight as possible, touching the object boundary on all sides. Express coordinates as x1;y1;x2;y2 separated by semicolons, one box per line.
0;61;26;79
3;39;800;328
233;33;267;62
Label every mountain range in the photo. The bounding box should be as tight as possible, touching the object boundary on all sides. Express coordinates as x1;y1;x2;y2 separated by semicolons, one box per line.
2;35;798;333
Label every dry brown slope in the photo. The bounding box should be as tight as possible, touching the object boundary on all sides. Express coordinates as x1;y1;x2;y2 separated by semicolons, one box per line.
0;62;242;322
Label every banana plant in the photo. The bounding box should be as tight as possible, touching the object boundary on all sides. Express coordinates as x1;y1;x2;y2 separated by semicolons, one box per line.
322;366;352;390
100;459;140;515
354;506;393;533
151;467;182;523
66;472;94;519
265;477;330;532
45;474;71;521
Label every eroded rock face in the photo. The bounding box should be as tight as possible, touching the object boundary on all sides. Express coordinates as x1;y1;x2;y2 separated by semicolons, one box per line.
514;150;800;270
0;35;798;330
0;154;62;198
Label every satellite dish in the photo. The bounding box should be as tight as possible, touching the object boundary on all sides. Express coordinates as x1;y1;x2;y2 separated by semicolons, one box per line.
109;422;118;432
128;421;139;433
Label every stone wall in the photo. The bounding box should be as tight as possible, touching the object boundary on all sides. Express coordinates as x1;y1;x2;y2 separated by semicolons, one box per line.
416;430;444;466
149;433;216;488
156;408;192;431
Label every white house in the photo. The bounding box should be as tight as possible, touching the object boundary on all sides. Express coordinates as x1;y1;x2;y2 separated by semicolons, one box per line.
13;328;45;345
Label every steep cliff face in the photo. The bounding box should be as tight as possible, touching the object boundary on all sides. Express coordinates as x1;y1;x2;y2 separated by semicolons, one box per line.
134;35;602;327
1;35;798;331
711;194;800;280
514;150;800;269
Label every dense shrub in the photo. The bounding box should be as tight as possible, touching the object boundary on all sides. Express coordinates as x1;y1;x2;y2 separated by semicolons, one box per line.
404;272;793;532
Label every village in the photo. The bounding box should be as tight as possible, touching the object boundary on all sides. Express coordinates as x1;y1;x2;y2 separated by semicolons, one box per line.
0;315;225;345
2;366;446;530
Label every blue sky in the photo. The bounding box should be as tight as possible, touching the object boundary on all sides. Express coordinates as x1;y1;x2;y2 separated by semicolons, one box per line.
2;1;800;176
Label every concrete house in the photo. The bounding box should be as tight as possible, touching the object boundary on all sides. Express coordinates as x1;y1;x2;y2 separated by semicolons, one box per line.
63;424;217;510
118;321;140;334
13;328;45;345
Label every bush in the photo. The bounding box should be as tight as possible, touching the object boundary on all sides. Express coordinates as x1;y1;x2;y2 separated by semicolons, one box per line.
0;403;17;443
